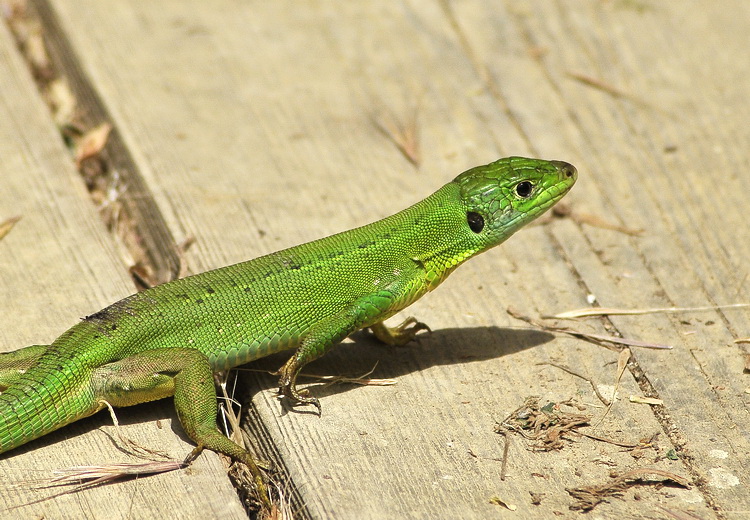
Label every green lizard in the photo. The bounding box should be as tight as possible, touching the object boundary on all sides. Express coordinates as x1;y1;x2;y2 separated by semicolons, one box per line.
0;156;575;506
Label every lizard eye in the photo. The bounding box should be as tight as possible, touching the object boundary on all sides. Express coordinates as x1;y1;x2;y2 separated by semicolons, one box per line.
515;181;534;198
467;212;484;233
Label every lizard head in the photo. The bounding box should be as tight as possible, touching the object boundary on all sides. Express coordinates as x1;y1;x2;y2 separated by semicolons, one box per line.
452;156;577;250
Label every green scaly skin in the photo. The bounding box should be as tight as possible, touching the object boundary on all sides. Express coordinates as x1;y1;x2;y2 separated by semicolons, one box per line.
0;156;576;506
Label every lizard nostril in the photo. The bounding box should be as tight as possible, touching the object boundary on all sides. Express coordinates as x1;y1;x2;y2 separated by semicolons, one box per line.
564;163;577;178
551;160;577;180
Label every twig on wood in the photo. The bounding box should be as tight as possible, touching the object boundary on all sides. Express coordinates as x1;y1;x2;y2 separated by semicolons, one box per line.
507;307;672;350
567;467;690;512
538;362;611;406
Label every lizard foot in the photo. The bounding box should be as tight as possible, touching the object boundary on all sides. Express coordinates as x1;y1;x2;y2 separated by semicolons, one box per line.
278;357;322;415
369;317;431;346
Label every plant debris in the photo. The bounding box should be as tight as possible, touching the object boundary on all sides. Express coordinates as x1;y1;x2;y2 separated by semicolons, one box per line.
9;400;184;508
538;362;611;406
0;215;21;241
529;490;545;505
9;460;187;509
370;93;422;167
496;397;591;452
742;352;750;373
507;307;672;350
74;122;112;168
566;71;667;115
529;490;547;506
550;303;750;320
629;395;664;405
535;203;643;236
489;495;517;511
567;468;690;512
592;348;631;428
568;211;644;236
3;0;174;291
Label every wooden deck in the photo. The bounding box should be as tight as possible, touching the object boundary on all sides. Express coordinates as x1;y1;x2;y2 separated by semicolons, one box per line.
1;1;748;518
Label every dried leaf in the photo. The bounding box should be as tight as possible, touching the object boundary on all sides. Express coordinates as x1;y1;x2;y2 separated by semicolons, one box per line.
592;348;630;428
489;496;517;511
617;348;631;376
75;122;112;168
0;215;22;241
45;78;76;127
50;460;185;484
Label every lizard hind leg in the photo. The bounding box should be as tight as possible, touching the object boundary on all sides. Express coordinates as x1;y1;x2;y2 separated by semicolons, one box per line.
93;347;271;509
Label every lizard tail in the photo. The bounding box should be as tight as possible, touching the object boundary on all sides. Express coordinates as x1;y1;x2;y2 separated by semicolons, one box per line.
0;359;99;454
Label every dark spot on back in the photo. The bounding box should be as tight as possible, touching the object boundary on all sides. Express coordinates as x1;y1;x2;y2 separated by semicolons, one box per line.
84;298;135;323
85;308;112;321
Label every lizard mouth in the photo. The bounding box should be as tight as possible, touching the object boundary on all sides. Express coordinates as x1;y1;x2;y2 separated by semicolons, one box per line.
532;162;577;213
501;172;576;231
537;178;575;211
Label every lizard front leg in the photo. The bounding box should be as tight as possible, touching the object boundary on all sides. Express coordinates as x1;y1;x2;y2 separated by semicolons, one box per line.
278;311;360;413
278;288;414;411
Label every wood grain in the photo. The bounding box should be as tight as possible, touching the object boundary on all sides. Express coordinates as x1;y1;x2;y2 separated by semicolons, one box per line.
0;15;248;520
3;0;747;518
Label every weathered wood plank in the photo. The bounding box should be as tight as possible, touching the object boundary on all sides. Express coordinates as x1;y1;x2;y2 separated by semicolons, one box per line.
453;0;750;516
0;16;248;520
28;0;750;518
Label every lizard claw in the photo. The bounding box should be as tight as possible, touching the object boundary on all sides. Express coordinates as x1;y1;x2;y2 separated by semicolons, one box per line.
278;357;322;415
